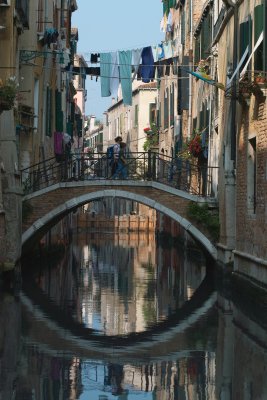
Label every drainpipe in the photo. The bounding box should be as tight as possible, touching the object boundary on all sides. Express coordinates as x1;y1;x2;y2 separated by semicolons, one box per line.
187;0;193;140
231;5;238;163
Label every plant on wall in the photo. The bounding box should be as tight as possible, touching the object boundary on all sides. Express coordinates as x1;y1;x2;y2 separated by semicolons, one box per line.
143;123;159;151
0;76;18;111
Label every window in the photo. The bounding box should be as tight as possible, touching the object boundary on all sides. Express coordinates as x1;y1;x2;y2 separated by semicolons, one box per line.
46;87;52;136
247;136;256;214
200;13;212;59
170;85;174;127
149;103;156;125
164;88;169;129
0;0;9;6
254;4;264;71
37;0;44;33
134;104;139;127
239;17;252;69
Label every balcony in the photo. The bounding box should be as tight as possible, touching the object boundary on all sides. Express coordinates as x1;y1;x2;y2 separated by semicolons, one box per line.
15;0;29;28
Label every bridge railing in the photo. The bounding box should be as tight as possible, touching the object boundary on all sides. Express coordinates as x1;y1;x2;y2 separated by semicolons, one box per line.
21;151;218;197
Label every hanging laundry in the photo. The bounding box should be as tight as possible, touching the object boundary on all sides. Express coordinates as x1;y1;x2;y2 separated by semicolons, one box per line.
100;53;111;97
43;28;59;48
152;45;159;62
119;50;132;105
110;52;120;97
155;61;164;79
91;53;100;63
163;41;173;59
157;43;165;60
165;58;173;76
132;48;143;81
167;9;173;32
54;132;63;162
139;47;155;83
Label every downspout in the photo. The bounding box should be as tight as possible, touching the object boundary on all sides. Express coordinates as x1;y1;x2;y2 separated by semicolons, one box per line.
187;0;193;140
231;5;238;163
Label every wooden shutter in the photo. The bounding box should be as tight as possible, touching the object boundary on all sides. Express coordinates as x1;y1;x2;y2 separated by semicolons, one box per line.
254;4;264;71
164;88;169;129
46;87;52;137
55;90;63;132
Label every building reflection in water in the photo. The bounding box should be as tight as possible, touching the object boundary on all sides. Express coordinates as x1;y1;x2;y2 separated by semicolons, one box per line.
1;214;267;398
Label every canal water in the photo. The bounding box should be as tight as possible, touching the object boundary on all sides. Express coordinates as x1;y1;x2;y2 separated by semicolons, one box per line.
1;220;267;399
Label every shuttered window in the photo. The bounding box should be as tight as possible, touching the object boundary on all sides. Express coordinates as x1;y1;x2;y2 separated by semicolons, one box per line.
149;103;156;125
55;90;63;132
181;9;186;45
170;84;174;126
134;105;139;127
164;88;169;129
239;17;252;71
200;15;212;59
254;4;264;71
46;87;52;137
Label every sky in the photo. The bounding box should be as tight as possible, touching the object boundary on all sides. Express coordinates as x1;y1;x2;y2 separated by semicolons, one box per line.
72;0;164;120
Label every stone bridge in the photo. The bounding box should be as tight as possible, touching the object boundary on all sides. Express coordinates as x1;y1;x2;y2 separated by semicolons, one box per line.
22;180;218;259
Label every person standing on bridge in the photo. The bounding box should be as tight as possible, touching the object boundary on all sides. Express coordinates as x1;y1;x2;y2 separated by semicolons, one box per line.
112;137;128;179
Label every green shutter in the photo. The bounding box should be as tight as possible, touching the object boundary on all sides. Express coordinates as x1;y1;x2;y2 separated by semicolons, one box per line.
201;16;211;59
254;4;264;42
164;88;169;129
46;87;52;137
134;104;138;127
170;84;174;126
66;120;73;137
181;10;185;45
55;90;63;132
194;36;201;64
254;4;264;71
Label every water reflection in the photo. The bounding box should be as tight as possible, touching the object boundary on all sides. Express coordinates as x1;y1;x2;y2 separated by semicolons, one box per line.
24;230;207;336
1;227;267;399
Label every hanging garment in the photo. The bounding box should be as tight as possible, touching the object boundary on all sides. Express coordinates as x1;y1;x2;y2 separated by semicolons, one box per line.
110;52;120;97
167;9;174;32
157;43;165;60
119;50;132;105
140;47;155;83
155;61;165;79
131;48;143;81
54;132;63;155
90;53;99;63
100;53;111;97
152;45;159;62
165;58;173;76
163;41;173;59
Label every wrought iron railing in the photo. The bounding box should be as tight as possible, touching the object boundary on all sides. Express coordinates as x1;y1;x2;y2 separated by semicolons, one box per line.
21;151;218;198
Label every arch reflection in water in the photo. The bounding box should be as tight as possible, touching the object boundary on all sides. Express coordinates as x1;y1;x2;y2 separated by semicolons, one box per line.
24;225;209;336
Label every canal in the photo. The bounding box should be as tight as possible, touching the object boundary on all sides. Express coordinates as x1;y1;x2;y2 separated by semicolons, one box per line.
1;205;267;399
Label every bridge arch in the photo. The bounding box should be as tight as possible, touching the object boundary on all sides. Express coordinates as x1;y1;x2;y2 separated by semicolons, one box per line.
22;182;217;259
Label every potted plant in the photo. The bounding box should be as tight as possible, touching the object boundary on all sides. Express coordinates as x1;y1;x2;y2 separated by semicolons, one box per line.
254;72;267;87
143;123;159;151
0;76;18;112
188;133;205;158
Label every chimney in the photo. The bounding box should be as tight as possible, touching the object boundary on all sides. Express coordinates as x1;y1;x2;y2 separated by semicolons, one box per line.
90;115;96;131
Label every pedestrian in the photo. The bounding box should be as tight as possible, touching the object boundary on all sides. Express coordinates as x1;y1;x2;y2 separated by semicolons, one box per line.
112;139;128;179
